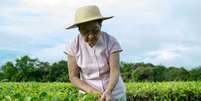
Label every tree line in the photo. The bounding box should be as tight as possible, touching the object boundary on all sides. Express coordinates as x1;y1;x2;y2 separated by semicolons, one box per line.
0;56;200;82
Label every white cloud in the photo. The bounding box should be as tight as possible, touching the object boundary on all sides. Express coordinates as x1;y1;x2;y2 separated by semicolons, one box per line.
0;0;200;68
132;44;200;69
145;49;182;62
0;47;27;52
30;43;67;63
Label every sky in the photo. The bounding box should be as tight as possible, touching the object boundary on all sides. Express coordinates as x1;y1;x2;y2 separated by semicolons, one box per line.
0;0;201;69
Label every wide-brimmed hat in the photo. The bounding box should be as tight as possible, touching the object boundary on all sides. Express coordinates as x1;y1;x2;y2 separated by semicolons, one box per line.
66;5;113;29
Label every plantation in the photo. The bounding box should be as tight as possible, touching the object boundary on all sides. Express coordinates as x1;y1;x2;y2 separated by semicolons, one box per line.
0;56;201;100
0;82;201;101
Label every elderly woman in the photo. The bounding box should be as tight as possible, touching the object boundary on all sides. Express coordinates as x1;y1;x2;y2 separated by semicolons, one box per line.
65;5;126;101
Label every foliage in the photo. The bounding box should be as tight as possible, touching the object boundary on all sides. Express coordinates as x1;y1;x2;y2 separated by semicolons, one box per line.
0;56;69;82
0;82;200;101
0;82;99;101
0;56;201;82
126;81;201;101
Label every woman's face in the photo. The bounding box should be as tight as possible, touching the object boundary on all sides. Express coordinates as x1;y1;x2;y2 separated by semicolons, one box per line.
79;21;101;46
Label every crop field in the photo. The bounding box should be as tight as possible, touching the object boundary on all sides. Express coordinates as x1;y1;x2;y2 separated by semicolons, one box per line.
0;82;201;101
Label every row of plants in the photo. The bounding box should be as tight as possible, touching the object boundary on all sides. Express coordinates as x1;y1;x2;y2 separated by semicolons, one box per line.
0;82;201;101
0;82;98;101
126;81;201;101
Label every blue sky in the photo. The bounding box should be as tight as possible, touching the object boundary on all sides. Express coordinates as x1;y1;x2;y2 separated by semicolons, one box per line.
0;0;201;69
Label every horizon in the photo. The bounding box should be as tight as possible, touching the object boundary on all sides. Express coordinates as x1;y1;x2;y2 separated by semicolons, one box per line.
1;0;201;69
0;55;200;71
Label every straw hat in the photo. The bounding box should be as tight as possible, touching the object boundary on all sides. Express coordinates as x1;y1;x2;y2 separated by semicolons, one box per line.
66;5;113;29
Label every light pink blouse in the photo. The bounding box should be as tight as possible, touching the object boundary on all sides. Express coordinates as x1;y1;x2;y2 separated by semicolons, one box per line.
65;32;126;100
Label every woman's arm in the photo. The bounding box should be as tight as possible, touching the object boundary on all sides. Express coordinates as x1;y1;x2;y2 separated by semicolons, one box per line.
105;51;120;92
100;52;120;101
67;55;102;94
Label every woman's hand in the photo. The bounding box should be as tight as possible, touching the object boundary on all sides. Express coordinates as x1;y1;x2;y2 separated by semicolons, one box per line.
100;90;112;101
88;88;102;99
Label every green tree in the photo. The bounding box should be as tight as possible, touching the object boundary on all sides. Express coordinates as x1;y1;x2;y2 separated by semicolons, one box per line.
132;65;154;82
120;62;133;82
189;66;201;81
153;65;166;81
48;60;69;82
35;61;50;82
15;56;38;81
1;61;17;81
164;66;189;81
0;72;4;80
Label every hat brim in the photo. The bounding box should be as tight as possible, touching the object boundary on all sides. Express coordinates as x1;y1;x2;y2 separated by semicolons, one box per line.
66;16;113;30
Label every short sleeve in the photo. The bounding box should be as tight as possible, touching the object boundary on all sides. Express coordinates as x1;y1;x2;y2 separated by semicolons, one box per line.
108;36;123;54
64;37;78;56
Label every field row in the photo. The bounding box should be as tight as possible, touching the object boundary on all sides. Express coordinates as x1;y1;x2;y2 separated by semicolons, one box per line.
0;82;201;101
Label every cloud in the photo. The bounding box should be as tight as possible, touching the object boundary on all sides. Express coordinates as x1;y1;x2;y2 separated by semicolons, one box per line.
0;0;200;69
30;43;67;63
127;43;201;69
0;47;28;66
0;47;27;52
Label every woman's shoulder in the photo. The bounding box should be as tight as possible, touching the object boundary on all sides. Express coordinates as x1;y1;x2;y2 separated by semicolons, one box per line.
101;31;116;40
69;33;82;44
66;34;82;52
101;31;118;43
